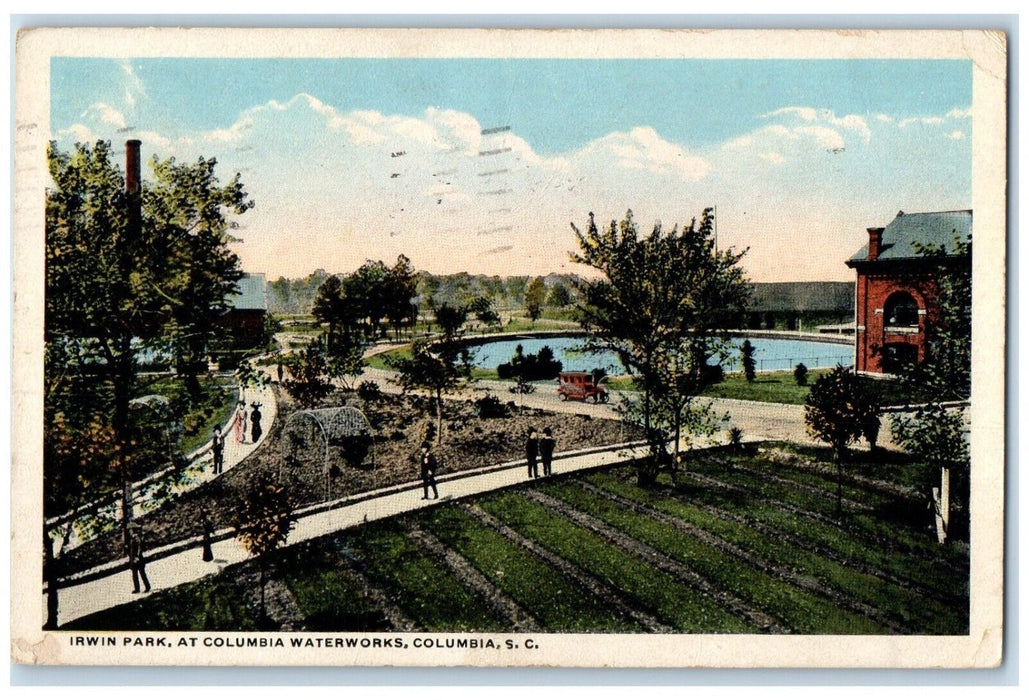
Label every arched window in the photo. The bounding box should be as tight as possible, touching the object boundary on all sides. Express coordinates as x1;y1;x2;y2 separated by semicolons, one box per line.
884;291;920;328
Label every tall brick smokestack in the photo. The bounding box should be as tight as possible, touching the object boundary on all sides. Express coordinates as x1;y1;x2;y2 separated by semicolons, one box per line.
126;139;142;240
867;227;884;261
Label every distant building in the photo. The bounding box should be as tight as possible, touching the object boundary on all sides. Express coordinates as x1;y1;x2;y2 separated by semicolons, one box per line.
221;273;268;348
845;210;972;374
745;282;854;331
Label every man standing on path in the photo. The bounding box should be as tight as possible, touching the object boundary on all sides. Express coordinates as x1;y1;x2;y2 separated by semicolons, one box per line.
127;523;151;594
250;402;263;444
211;427;225;475
419;442;439;500
526;428;539;479
540;428;556;477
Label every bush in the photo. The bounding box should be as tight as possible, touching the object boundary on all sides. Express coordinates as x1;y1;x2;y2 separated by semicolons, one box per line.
702;363;724;385
727;426;744;449
741;340;756;383
497;344;563;381
357;380;383;401
474;392;508;419
794;363;809;386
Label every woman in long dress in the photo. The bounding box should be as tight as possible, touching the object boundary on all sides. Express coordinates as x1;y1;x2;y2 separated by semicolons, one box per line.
232;401;248;444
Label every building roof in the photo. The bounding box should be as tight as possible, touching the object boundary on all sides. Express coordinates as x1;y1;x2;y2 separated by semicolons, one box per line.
848;210;972;263
748;282;853;313
227;273;267;311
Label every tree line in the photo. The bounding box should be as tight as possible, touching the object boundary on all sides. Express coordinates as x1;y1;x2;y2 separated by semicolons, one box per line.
269;269;577;320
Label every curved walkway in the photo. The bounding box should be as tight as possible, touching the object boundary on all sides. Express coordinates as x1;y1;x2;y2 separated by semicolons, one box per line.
48;375;278;555
49;439;651;627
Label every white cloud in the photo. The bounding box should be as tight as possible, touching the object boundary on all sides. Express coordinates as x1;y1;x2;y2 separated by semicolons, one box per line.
48;94;970;283
118;60;147;110
947;107;972;120
761;106;817;122
899;116;945;128
81;103;127;129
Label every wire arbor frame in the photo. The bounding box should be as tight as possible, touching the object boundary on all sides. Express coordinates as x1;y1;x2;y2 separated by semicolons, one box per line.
282;406;376;500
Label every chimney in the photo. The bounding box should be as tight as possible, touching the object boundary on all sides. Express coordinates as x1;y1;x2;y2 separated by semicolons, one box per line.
867;227;884;261
126;139;142;240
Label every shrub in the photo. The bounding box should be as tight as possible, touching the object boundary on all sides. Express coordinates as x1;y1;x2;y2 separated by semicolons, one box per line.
702;363;724;385
497;344;563;381
741;340;757;383
357;380;383;401
474;392;508;419
727;426;744;449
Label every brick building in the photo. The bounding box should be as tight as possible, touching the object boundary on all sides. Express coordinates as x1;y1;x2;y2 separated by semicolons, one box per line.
845;210;971;374
221;273;268;348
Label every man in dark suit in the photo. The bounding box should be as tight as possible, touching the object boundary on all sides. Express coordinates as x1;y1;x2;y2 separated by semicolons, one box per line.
526;429;539;479
540;428;556;477
127;523;151;594
419;442;439;500
211;428;224;475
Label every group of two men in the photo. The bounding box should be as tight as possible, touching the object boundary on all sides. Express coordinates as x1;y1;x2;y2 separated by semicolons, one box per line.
417;427;558;500
525;428;555;479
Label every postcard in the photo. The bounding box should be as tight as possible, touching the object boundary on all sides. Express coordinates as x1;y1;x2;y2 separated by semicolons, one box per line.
12;27;1007;667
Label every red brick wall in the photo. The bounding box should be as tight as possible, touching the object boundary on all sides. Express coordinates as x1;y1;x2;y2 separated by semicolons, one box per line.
854;268;940;374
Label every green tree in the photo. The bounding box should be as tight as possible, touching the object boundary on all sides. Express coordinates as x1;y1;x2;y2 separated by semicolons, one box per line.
571;209;749;485
434;302;468;339
524;276;547;324
803;365;874;513
741;339;757;383
889;233;972;543
388;339;471;445
344;260;390;339
547;281;573;308
468;295;501;331
326;336;366;391
282;341;335;408
146;153;253;394
45;140;251;560
230;472;295;627
892;403;968;543
311;275;346;349
384;254;418;340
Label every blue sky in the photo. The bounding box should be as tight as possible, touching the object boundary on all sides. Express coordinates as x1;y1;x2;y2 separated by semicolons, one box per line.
50;57;973;281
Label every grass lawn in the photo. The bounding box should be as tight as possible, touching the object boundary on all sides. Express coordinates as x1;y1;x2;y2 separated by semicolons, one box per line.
62;576;260;631
700;370;828;404
63;443;967;635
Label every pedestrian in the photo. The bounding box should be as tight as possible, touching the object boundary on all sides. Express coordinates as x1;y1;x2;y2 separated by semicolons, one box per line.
250;402;263;444
211;427;224;475
525;428;539;479
127;522;151;594
540;428;556;477
276;360;284;384
232;401;248;444
199;506;214;562
418;442;439;500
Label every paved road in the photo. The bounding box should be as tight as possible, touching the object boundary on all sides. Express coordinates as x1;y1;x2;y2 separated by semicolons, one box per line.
48;379;279;556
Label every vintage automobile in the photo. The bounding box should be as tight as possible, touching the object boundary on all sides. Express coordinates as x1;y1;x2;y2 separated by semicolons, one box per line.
556;371;609;403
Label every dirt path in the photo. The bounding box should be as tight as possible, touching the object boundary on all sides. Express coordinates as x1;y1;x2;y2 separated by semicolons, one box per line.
522;490;786;633
460;503;673;633
238;564;307;632
571;482;910;633
579;479;962;606
405;522;540;633
330;539;417;632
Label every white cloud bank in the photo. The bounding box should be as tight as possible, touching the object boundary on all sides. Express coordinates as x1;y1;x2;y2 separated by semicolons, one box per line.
53;95;972;282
